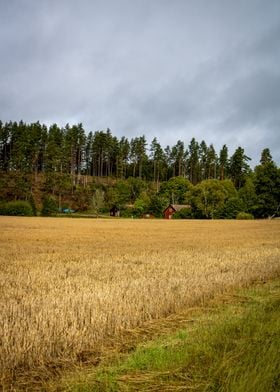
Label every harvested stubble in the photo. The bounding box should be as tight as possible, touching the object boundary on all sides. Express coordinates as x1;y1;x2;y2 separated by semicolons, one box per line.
0;217;279;387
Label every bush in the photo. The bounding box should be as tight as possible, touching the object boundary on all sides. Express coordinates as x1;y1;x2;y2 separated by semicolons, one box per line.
119;207;135;218
149;194;170;217
41;196;58;216
236;212;254;220
217;197;244;219
0;201;34;216
173;208;192;219
28;194;37;216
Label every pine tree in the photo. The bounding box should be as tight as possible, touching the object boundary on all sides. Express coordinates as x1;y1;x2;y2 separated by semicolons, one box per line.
45;124;65;173
116;137;130;178
254;151;280;217
187;138;199;184
260;148;273;165
150;137;164;190
129;136;147;179
206;144;217;179
219;145;228;180
0;121;11;171
229;147;251;189
198;140;208;181
84;131;94;176
175;140;185;177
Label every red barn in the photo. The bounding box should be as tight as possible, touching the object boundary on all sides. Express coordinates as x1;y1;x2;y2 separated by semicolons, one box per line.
163;204;191;219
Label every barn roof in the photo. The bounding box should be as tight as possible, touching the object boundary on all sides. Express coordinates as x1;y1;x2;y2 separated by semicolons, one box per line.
171;204;191;211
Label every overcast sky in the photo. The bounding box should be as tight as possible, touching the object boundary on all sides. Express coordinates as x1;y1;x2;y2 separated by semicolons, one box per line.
0;0;280;166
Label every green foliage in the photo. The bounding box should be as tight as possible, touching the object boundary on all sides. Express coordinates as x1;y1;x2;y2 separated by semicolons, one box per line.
220;179;237;198
173;207;192;219
15;175;32;199
41;196;58;216
44;172;73;195
238;177;258;214
91;189;105;216
229;146;251;189
118;206;135;218
28;194;37;216
150;137;165;185
45;124;65;172
114;181;131;206
254;161;280;218
219;144;229;180
187;137;200;184
71;187;91;211
133;192;151;217
105;181;132;213
127;177;147;202
0;200;33;216
149;194;170;217
217;197;244;219
188;179;227;219
236;212;254;220
215;180;241;218
159;176;191;204
0;119;279;219
260;148;273;165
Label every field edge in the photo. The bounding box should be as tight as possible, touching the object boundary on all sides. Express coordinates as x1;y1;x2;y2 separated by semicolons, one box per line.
46;277;280;392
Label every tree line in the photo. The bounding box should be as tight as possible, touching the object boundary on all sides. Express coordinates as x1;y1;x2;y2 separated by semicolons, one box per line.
0;120;252;186
0;120;279;218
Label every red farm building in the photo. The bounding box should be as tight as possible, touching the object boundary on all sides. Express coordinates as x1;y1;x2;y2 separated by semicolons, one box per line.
163;204;191;219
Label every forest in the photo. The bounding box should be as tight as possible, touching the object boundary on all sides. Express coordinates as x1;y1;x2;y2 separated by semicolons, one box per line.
0;120;279;218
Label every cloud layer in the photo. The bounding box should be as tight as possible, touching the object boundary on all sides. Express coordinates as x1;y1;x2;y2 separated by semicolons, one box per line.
0;0;280;165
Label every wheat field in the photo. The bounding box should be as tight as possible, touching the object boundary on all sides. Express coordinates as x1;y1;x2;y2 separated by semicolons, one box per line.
0;217;279;387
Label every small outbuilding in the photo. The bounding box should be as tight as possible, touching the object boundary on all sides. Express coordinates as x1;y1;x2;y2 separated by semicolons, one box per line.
110;206;120;217
142;213;155;219
163;204;191;219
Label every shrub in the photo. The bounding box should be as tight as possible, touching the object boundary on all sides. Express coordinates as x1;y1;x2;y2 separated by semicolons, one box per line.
0;201;33;216
0;202;6;215
133;193;151;217
28;194;37;216
217;197;244;219
119;207;135;218
149;194;169;218
236;212;254;220
41;196;58;216
173;208;192;219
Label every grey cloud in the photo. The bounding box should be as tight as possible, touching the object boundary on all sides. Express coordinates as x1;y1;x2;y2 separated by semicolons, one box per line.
0;0;280;165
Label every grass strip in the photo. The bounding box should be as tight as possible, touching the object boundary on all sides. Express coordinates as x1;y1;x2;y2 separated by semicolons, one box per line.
58;280;280;392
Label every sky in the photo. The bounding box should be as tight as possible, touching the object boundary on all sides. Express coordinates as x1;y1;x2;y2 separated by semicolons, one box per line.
0;0;280;166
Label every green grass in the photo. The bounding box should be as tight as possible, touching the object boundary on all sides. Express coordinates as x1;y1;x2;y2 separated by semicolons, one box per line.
55;280;280;391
